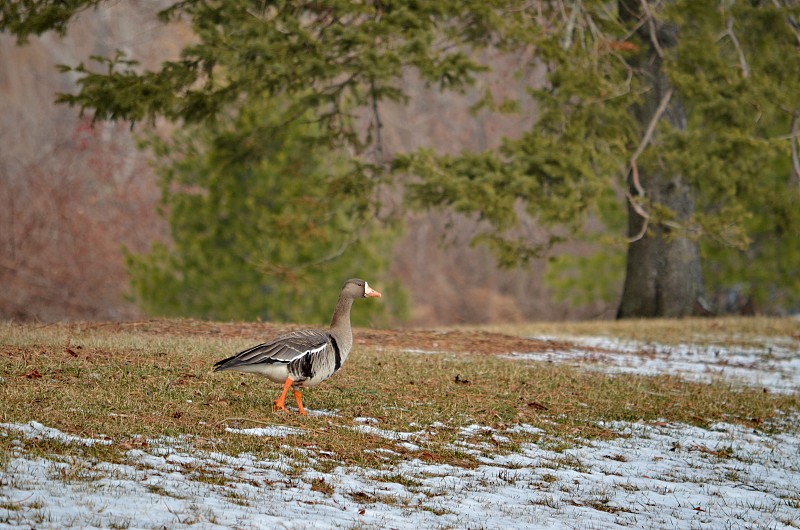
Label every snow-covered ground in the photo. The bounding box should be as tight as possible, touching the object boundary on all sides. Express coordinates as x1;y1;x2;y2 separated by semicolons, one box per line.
512;335;800;393
2;417;798;529
1;335;798;530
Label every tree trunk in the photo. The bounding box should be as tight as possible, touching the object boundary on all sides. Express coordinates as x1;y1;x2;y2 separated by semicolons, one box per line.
616;176;705;318
616;0;706;318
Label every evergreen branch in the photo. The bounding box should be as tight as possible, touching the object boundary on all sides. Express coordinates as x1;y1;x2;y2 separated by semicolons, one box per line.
298;238;359;270
253;238;362;289
771;0;800;48
589;63;634;103
0;0;105;43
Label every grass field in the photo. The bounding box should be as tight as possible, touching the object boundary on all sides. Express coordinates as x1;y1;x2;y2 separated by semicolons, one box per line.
1;317;798;528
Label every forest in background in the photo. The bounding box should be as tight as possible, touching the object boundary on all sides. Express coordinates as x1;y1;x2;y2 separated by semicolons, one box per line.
0;2;599;325
1;1;797;324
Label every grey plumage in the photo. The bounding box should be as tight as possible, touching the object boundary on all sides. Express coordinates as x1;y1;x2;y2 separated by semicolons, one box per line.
212;278;382;414
213;329;341;385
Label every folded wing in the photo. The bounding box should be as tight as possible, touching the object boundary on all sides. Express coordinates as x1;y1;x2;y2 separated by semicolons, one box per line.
213;329;330;371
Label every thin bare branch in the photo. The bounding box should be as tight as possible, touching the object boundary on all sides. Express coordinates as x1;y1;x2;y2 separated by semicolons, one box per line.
561;0;579;50
369;78;387;167
624;86;674;242
791;111;800;186
626;190;650;242
640;0;664;58
628;87;674;197
629;161;645;197
589;62;634;103
722;17;749;79
771;0;800;48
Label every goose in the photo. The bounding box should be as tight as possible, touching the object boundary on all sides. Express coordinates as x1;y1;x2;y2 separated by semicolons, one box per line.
213;278;382;415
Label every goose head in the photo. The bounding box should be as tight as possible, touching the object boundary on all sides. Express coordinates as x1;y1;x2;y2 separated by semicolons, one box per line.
342;278;382;299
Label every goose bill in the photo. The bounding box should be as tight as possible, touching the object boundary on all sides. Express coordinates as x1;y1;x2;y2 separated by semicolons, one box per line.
364;283;382;298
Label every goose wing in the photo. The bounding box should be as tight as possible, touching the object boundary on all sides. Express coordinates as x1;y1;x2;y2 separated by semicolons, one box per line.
213;329;330;371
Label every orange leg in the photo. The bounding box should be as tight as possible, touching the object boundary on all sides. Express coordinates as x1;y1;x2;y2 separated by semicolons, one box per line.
293;388;307;416
273;377;294;412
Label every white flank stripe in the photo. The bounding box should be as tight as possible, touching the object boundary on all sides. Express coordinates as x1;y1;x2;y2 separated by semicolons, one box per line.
303;343;327;357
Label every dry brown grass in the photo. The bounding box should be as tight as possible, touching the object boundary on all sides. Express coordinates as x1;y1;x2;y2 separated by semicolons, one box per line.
479;316;800;346
1;319;797;470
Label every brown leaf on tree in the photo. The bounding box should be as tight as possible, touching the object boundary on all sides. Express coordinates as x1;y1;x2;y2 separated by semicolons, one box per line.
607;40;640;53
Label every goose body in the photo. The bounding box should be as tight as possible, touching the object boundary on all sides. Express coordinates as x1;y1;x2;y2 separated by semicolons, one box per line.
213;278;381;414
214;329;345;387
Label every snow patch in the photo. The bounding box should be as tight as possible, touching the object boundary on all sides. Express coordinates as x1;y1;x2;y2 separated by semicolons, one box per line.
1;418;799;529
225;425;304;437
0;421;112;446
512;335;800;392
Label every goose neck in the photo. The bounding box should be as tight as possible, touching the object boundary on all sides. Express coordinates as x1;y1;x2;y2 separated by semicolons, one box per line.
330;295;354;331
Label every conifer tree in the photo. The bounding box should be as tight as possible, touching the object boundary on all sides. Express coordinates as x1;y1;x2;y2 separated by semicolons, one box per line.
2;0;505;321
4;1;799;317
401;0;800;316
127;98;405;323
